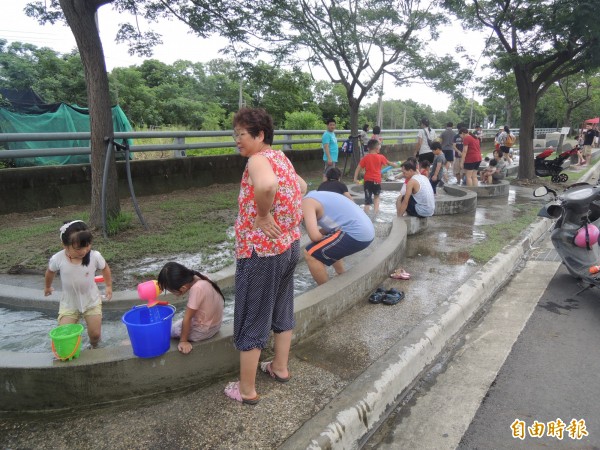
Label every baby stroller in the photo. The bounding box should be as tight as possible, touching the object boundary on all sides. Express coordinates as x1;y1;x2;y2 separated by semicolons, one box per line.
534;145;580;183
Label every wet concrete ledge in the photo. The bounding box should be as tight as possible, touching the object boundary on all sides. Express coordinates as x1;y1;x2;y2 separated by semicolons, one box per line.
0;216;426;414
349;182;478;215
459;179;510;198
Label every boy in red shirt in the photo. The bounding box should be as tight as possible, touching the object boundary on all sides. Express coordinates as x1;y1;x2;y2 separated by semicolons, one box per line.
354;139;399;214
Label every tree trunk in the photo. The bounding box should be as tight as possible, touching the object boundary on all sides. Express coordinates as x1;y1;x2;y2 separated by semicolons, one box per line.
59;0;120;230
515;71;536;180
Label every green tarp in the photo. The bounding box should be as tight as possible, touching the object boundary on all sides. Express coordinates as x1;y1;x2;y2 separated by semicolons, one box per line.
0;103;133;167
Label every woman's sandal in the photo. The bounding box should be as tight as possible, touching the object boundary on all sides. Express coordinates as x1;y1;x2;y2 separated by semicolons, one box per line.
260;361;291;383
382;289;405;305
390;268;411;280
368;287;387;304
224;381;260;405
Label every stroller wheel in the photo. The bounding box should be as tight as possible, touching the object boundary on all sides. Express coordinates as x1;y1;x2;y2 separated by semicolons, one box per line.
551;175;560;183
559;173;568;183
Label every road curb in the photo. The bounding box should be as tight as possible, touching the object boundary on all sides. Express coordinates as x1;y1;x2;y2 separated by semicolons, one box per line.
280;217;552;450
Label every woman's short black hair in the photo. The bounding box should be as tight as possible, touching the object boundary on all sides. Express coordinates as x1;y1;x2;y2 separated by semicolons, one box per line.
233;108;274;145
373;125;381;134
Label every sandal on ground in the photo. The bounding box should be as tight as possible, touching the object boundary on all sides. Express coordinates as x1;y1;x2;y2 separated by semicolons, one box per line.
224;381;260;405
382;290;405;305
390;268;410;280
368;287;386;304
260;361;291;383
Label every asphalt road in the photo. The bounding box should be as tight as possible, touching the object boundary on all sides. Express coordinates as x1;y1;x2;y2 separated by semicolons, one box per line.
459;264;600;449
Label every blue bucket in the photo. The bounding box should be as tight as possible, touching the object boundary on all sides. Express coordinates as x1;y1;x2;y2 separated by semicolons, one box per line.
122;304;175;358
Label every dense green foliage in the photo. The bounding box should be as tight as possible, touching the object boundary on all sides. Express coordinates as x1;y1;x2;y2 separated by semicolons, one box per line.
2;36;599;133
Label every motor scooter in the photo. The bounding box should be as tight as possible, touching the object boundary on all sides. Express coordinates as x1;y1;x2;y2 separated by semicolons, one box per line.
534;182;600;288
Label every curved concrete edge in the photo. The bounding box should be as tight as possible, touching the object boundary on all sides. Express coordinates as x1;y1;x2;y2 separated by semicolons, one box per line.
280;217;553;450
461;180;510;198
349;182;478;216
435;185;477;215
0;260;237;312
0;217;425;414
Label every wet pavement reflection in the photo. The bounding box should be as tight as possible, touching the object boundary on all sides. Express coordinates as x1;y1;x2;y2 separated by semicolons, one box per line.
294;184;546;374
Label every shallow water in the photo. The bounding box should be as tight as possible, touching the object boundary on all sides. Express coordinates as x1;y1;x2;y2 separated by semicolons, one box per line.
1;184;542;353
0;265;322;352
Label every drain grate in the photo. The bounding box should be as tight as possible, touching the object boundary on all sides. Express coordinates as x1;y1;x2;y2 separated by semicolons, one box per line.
530;247;561;262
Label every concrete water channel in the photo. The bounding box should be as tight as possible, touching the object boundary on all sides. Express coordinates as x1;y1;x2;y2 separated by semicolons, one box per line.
0;172;556;448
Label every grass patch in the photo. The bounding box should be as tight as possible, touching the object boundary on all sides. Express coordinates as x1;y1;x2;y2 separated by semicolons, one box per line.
470;204;541;263
106;212;133;236
0;184;241;279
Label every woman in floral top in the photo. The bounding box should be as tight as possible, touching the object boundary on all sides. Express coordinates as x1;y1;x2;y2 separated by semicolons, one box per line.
224;108;307;405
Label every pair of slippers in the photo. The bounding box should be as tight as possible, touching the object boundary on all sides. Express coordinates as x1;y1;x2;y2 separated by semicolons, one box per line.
369;287;405;305
224;361;291;405
390;268;411;280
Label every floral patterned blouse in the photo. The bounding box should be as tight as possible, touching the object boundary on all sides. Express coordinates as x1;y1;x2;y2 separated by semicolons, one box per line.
235;148;303;259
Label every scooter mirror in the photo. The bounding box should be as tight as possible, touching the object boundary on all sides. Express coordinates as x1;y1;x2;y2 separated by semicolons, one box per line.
533;186;549;197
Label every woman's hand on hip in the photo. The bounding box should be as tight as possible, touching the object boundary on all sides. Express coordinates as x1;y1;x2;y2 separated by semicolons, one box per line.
254;213;282;239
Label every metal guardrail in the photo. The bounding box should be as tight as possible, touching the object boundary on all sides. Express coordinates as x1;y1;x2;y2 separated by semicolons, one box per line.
0;127;537;161
0;129;421;160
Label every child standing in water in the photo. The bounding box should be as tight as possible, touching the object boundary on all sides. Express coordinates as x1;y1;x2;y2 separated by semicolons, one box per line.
157;262;224;354
44;220;112;348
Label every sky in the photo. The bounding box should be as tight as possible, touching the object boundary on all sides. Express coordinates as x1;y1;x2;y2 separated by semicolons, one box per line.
1;2;488;112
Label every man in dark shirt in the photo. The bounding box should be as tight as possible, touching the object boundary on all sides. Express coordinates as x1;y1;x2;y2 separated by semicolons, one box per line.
317;167;353;200
582;122;599;165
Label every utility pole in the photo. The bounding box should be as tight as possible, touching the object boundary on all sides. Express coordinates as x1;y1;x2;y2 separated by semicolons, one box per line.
376;74;384;127
468;90;475;129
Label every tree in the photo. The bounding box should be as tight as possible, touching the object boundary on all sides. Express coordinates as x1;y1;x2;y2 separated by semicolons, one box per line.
27;0;119;228
454;0;600;180
208;0;470;168
478;69;519;127
25;0;239;231
557;76;593;131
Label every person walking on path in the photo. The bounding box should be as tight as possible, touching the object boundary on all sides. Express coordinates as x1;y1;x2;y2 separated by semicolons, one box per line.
460;127;482;187
453;123;465;185
302;190;374;285
429;142;446;194
498;126;514;165
416;118;436;164
581;122;599;165
321;118;339;181
358;123;370;156
371;125;384;144
396;160;435;218
440;122;455;181
225;107;307;405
